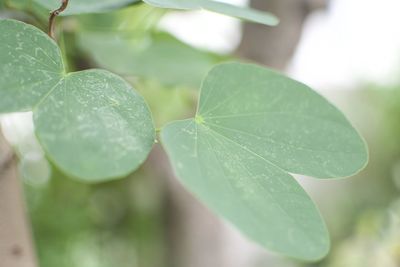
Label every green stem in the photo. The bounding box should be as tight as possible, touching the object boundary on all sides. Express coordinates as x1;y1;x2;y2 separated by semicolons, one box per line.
59;31;70;73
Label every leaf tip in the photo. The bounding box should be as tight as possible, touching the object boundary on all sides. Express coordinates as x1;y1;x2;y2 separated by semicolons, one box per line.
269;15;280;26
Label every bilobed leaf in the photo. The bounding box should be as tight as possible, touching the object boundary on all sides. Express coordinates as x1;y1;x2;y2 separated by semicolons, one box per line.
33;0;140;15
161;63;368;260
0;19;155;182
143;0;279;26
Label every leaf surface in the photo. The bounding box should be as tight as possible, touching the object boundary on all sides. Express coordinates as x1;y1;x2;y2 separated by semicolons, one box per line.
161;63;368;260
144;0;279;26
34;70;155;181
75;6;221;88
78;31;222;88
0;19;64;112
197;63;368;178
0;19;155;182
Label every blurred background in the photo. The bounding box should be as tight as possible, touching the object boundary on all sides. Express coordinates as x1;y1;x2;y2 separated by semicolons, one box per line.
1;0;400;266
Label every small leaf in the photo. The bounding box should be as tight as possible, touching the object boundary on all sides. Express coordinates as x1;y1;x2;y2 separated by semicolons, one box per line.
33;70;155;182
161;63;368;260
0;19;64;113
0;19;155;182
33;0;140;15
143;0;279;26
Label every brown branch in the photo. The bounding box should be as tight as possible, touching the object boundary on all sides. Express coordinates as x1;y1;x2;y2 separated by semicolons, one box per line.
237;0;327;70
0;152;16;176
48;0;69;40
0;133;38;267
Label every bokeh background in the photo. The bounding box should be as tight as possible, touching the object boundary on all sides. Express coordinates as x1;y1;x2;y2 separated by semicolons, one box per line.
1;0;400;266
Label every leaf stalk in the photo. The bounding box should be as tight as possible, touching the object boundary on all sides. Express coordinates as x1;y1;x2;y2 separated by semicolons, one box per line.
48;0;69;40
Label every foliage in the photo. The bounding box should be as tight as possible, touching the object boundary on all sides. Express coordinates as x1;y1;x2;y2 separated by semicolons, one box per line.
326;201;400;267
32;0;278;26
33;0;141;15
0;0;368;261
161;63;367;260
143;0;279;26
26;168;167;267
0;20;155;181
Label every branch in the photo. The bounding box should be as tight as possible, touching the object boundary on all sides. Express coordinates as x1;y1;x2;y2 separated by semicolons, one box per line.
0;133;38;267
48;0;69;40
0;151;15;176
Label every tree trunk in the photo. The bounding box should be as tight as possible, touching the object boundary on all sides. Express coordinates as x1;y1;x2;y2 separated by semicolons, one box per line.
0;132;37;267
237;0;327;70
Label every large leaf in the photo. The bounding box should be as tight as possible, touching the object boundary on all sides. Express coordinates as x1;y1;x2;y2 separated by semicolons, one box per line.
144;0;279;26
161;63;368;260
162;119;330;260
0;19;155;182
33;0;140;15
196;64;368;178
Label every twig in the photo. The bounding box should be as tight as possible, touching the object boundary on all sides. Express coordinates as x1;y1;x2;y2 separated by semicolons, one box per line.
48;0;69;40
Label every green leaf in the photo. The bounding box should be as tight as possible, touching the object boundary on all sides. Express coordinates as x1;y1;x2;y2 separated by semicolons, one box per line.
0;19;155;182
33;0;140;15
162;119;330;260
143;0;279;26
75;5;221;88
2;0;52;22
0;19;64;113
196;63;368;178
144;0;200;9
161;63;368;260
200;1;279;26
77;4;165;33
77;31;223;88
34;70;155;182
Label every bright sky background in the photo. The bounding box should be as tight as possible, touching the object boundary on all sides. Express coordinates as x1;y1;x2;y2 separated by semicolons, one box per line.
290;0;400;89
160;0;400;90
